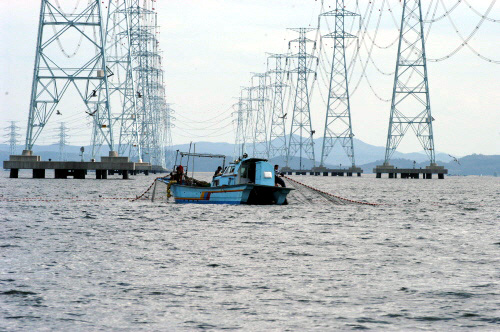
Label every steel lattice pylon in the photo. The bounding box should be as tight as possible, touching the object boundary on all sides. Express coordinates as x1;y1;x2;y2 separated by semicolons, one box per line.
4;121;21;156
55;122;69;161
319;1;358;168
241;87;254;156
164;103;175;168
251;73;270;158
384;0;436;165
286;28;317;170
233;91;247;159
101;0;142;161
267;53;289;159
127;1;167;168
26;0;114;154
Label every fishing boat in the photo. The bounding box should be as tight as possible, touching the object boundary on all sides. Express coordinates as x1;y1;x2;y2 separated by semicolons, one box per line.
162;152;293;205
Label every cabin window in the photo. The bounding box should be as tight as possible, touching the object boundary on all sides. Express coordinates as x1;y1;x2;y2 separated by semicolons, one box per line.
225;166;235;174
239;162;256;182
264;171;273;179
240;165;248;178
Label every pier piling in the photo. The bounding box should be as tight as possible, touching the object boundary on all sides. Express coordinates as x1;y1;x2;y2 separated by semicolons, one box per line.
33;169;45;178
10;169;19;178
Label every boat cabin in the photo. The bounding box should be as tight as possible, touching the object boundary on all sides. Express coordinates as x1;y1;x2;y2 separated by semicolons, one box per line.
212;158;275;187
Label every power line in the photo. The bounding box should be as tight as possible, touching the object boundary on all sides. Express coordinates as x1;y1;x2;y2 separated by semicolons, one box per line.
428;0;500;64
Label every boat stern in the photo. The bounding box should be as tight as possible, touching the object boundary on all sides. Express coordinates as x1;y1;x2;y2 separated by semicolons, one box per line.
273;187;293;205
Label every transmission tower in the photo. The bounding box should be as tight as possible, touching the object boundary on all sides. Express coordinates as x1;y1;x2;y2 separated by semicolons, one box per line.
26;0;114;155
241;87;254;156
286;28;318;170
250;73;270;158
4;121;21;156
233;87;253;158
100;0;142;161
319;2;358;168
267;53;289;158
164;103;175;168
128;1;167;168
233;90;245;158
55;122;69;161
384;0;436;165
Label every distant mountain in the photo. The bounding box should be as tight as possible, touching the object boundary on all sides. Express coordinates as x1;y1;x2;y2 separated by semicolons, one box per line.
440;154;500;176
171;142;235;158
2;141;498;176
170;136;454;165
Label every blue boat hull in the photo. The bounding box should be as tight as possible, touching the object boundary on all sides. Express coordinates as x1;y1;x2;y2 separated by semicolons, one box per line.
170;183;292;205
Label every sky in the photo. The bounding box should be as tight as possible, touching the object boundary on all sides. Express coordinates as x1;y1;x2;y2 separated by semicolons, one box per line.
0;0;499;157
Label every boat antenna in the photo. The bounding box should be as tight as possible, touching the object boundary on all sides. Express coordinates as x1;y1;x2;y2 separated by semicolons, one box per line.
186;142;192;175
174;150;179;169
192;144;196;180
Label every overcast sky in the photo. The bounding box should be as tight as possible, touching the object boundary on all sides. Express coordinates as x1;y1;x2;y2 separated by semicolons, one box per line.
1;0;499;156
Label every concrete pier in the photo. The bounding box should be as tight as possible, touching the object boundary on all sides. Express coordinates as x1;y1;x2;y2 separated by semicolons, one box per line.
3;150;152;179
374;163;447;179
281;166;363;177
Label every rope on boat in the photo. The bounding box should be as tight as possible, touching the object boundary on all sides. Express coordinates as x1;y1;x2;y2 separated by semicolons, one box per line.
283;176;381;206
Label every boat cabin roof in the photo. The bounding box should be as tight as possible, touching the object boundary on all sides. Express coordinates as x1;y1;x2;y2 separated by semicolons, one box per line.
231;157;268;165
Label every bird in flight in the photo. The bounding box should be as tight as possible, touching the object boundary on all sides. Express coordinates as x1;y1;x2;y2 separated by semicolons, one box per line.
86;109;98;116
448;154;461;165
56;110;62;115
279;113;287;119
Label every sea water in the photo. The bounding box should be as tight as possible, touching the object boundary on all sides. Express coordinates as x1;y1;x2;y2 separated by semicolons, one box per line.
1;171;499;331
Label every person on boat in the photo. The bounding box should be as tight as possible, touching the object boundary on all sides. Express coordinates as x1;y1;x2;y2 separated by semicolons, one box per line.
175;165;184;184
213;166;223;178
274;165;286;187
